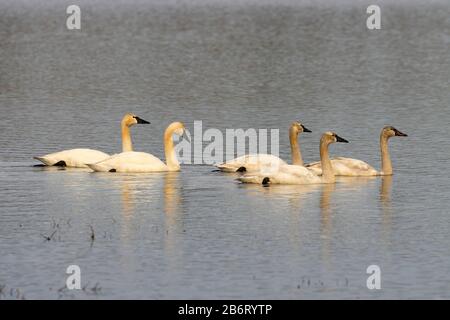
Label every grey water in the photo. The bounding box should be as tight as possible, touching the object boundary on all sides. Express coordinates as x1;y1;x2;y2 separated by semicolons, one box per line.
0;0;449;299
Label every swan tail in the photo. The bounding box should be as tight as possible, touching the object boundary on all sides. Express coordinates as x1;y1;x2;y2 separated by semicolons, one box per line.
215;163;237;172
86;163;109;172
33;156;54;166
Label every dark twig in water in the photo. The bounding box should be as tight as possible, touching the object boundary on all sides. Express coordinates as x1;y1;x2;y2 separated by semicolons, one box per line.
91;283;102;294
89;225;95;241
41;230;57;241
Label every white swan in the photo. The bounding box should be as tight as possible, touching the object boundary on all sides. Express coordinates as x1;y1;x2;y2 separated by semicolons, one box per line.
238;132;349;185
306;126;407;176
33;113;150;168
215;121;311;172
87;122;188;173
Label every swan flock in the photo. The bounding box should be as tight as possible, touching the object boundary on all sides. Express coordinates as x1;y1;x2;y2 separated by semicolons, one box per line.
34;115;407;185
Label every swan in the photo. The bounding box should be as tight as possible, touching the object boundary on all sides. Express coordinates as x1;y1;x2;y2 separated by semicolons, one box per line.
215;121;311;172
238;132;349;185
87;122;188;173
33;113;150;168
305;126;407;176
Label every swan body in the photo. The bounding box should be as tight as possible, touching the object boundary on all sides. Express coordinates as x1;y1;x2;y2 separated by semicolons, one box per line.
33;113;149;168
88;122;187;173
87;151;168;172
216;154;287;172
34;149;110;167
216;121;311;172
238;132;349;185
305;126;407;176
239;163;321;184
306;157;379;176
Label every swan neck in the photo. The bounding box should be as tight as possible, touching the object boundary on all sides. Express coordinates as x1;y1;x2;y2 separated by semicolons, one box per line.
320;139;335;183
164;126;180;171
289;128;303;166
380;134;392;175
121;122;133;152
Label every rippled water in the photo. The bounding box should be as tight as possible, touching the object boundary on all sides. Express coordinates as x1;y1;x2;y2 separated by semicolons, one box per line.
0;0;449;299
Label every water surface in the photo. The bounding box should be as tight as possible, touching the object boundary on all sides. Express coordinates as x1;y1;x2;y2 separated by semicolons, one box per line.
0;0;449;299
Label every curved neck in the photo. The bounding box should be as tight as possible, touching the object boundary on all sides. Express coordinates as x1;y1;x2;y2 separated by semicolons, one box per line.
121;122;133;152
380;134;392;175
320;139;335;183
164;127;180;171
289;128;303;166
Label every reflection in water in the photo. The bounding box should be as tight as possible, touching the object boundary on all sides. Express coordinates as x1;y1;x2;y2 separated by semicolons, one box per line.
120;176;135;220
163;172;183;252
261;184;320;209
380;176;393;209
162;172;184;286
163;172;182;221
319;183;335;269
261;184;321;252
380;176;393;241
319;178;376;269
116;174;165;243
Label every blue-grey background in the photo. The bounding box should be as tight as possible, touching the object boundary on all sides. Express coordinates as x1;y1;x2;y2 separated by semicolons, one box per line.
0;0;449;299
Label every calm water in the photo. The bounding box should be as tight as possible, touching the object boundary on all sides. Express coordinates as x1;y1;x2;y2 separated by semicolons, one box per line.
0;0;450;299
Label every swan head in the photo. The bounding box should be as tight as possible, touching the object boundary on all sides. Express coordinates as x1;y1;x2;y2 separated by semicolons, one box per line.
122;113;150;127
382;126;408;138
291;121;312;135
322;131;349;145
168;121;190;142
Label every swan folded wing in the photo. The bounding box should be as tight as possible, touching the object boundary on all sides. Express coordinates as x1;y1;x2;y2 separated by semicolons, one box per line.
88;151;167;172
238;164;321;185
216;154;287;172
304;160;322;175
306;157;379;176
35;148;110;167
331;157;379;176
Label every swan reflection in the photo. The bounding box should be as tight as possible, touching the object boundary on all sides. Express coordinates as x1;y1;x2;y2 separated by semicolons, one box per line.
380;175;393;239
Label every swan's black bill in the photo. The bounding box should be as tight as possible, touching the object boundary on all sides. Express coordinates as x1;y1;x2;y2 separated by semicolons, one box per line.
301;125;312;133
135;116;150;124
393;128;407;137
262;177;271;186
335;135;349;143
236;166;247;173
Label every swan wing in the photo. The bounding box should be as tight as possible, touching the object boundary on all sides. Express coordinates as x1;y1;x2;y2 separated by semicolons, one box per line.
87;151;168;172
34;148;110;167
239;164;321;185
332;157;379;176
216;154;287;172
306;157;379;176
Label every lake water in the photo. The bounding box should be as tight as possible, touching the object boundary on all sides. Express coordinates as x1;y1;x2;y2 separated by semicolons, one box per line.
0;0;449;299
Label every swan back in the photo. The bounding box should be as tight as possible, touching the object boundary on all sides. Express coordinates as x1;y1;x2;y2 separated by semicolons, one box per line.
34;148;110;167
87;151;167;172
